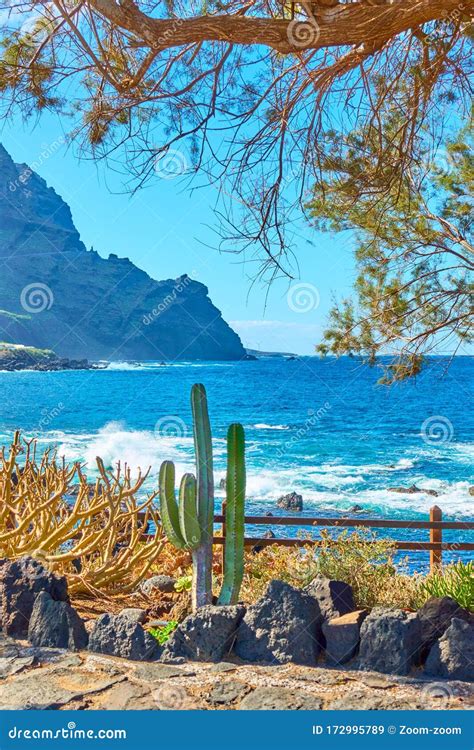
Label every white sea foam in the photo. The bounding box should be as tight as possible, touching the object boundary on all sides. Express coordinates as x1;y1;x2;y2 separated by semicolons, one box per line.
7;423;472;517
252;423;289;431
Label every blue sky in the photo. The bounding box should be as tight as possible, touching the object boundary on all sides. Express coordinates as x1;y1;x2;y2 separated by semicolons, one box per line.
1;111;357;354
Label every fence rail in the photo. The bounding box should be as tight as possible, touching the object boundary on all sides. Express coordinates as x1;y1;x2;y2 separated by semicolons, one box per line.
213;504;474;572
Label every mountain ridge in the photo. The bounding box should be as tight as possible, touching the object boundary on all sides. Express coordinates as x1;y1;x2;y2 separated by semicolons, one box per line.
0;144;245;361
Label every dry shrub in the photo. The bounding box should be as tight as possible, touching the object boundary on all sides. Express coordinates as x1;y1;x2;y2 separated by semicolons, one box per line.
0;432;165;596
241;530;425;611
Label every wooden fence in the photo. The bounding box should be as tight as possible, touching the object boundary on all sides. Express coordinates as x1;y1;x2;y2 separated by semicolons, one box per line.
213;504;474;572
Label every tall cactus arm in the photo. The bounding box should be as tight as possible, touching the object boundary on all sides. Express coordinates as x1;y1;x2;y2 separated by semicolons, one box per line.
218;423;246;605
159;461;186;550
191;383;215;539
178;473;201;550
190;383;214;608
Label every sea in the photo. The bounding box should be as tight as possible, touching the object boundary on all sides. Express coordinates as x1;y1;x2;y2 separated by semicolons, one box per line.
0;355;472;571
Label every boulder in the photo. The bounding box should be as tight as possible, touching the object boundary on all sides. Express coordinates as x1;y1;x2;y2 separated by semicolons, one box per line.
118;608;147;624
418;597;472;657
88;613;159;661
388;485;438;497
27;592;88;651
359;608;422;675
425;618;474;681
234;580;322;666
0;557;68;636
305;577;355;620
276;492;303;511
469;486;474;497
322;609;368;665
161;605;245;663
140;575;176;595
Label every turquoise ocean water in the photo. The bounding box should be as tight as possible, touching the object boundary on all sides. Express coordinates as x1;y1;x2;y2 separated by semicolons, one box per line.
0;356;472;570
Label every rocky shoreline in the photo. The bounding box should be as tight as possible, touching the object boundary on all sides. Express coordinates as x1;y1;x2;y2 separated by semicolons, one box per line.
0;345;107;372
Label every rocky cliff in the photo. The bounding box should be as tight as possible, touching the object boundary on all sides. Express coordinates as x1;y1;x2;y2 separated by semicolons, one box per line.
0;145;245;361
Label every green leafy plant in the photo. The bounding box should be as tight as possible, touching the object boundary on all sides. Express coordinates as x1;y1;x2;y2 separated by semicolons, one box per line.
159;384;245;611
421;561;474;611
149;620;178;646
174;575;192;593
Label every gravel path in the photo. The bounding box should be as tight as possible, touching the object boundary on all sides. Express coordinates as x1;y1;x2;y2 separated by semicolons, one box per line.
0;634;472;711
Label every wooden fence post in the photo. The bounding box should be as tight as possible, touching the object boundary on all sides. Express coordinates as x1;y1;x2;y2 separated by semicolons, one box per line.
430;505;443;571
221;500;227;571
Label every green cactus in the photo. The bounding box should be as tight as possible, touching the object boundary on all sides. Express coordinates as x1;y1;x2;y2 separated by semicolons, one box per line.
159;462;200;550
158;384;246;612
218;423;245;605
191;383;215;608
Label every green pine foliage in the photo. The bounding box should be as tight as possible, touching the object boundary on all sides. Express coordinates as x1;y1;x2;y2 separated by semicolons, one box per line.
308;111;473;382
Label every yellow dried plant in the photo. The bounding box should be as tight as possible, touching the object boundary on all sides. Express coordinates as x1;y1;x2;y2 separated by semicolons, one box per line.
0;432;165;596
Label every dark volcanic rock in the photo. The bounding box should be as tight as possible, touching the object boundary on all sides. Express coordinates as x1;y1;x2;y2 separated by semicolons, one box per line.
322;609;368;665
88;613;159;661
0;557;68;637
359;608;422;675
425;618;474;681
28;592;88;650
161;605;245;663
0;346;104;372
234;580;322;665
388;484;438;497
418;597;472;657
140;575;176;595
117;608;147;624
305;577;355;621
276;492;303;511
0;144;245;361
